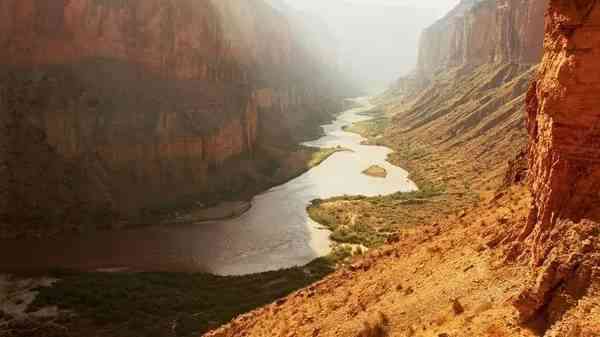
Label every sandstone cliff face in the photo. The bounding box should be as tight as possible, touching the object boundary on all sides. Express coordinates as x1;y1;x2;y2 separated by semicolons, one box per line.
383;0;547;189
0;0;348;233
415;0;477;80
526;0;600;231
417;0;547;80
511;0;600;324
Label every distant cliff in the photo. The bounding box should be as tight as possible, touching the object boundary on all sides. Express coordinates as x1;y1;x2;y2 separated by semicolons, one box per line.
417;0;547;80
0;0;351;234
381;0;548;188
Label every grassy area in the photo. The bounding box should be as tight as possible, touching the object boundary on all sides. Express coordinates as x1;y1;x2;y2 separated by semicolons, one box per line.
343;117;390;139
306;114;470;251
304;130;479;251
307;183;447;249
309;200;386;247
28;259;336;337
306;146;352;168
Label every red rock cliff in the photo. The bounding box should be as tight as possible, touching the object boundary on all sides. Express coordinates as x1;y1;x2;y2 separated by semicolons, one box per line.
383;0;548;191
526;0;600;230
511;0;600;324
417;0;548;79
0;0;348;232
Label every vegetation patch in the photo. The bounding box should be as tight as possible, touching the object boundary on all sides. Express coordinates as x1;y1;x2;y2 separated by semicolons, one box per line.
307;183;449;251
306;146;352;168
343;117;390;139
308;105;482;259
28;259;336;337
309;199;387;248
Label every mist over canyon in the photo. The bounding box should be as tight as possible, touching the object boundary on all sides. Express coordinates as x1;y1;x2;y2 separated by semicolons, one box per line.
0;0;356;233
1;1;600;337
274;0;454;91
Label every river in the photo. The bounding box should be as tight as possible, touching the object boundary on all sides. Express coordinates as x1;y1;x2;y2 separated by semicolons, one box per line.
0;98;417;276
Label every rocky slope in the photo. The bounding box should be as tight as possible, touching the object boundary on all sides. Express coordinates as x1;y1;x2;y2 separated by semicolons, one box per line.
0;0;350;234
379;0;548;190
205;1;600;336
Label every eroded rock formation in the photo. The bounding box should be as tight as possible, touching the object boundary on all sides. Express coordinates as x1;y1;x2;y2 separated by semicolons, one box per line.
0;0;350;234
526;0;600;235
511;0;600;324
417;0;547;80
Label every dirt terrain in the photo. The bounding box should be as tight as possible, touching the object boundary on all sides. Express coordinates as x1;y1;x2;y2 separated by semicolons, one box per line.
208;184;599;337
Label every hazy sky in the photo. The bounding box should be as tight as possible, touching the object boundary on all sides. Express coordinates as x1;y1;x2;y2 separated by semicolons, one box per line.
280;0;461;91
285;0;460;17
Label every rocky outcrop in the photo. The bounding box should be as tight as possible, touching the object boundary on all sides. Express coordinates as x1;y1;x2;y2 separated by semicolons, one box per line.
525;0;600;234
503;148;528;187
417;0;547;80
511;0;600;324
0;0;349;234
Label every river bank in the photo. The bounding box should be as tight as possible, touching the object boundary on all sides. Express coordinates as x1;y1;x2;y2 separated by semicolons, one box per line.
0;97;416;276
305;106;482;252
0;98;419;337
0;259;337;337
162;146;352;226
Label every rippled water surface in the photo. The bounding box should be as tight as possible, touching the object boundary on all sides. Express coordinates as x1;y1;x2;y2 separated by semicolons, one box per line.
0;98;417;275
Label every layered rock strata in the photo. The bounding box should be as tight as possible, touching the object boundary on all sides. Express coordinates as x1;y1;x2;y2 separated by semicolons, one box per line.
0;0;349;232
417;0;548;80
511;0;600;324
382;0;548;189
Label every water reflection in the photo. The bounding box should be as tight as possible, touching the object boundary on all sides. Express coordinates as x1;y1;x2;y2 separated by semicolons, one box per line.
0;98;417;275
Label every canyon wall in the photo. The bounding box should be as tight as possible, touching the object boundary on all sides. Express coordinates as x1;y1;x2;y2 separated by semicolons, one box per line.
511;0;600;324
417;0;547;80
0;0;349;234
526;0;600;231
382;0;548;188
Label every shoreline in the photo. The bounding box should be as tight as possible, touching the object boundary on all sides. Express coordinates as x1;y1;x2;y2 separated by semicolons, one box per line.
0;97;424;337
161;145;353;226
163;201;253;225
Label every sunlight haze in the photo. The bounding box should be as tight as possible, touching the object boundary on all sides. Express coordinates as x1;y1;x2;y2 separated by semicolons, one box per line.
285;0;460;13
280;0;461;92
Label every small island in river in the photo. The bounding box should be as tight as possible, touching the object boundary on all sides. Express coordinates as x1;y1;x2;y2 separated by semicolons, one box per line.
362;165;388;178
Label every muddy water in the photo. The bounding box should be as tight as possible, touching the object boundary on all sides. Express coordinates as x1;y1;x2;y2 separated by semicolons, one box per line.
0;98;417;276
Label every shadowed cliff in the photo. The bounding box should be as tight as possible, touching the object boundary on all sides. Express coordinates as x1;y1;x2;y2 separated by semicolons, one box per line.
0;0;354;235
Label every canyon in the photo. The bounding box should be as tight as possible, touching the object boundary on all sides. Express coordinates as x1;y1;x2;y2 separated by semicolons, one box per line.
206;0;600;336
0;0;351;235
1;0;599;336
0;99;417;275
380;0;549;191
